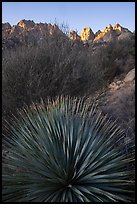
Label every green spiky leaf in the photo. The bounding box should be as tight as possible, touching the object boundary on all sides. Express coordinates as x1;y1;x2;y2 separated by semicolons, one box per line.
2;96;135;202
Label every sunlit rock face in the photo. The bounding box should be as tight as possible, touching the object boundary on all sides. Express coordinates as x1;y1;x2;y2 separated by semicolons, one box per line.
93;23;132;42
94;30;102;37
69;23;132;43
2;19;134;50
2;19;67;49
17;19;35;30
104;24;113;33
94;24;113;42
113;23;123;31
80;27;95;41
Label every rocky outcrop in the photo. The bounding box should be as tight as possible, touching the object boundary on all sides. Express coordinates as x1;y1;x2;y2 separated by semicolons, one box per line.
107;68;135;91
113;23;123;31
2;22;11;31
2;20;66;49
48;23;63;35
94;24;115;42
95;30;101;37
104;24;113;33
80;27;94;41
2;23;12;38
2;20;133;49
124;68;135;83
103;79;135;140
68;23;133;43
71;23;127;42
17;19;35;30
93;23;132;42
10;25;23;34
89;66;135;142
70;31;81;41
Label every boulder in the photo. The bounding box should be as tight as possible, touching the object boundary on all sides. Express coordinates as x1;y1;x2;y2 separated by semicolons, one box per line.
124;68;135;83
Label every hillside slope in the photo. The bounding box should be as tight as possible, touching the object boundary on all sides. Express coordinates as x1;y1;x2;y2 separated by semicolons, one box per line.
2;20;135;141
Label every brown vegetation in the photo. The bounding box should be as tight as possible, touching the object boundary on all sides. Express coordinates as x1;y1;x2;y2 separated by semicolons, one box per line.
2;24;135;142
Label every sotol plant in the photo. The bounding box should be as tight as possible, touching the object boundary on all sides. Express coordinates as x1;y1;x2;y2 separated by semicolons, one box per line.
2;96;135;202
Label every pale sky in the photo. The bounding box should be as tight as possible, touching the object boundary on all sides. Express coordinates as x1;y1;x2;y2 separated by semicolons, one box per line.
2;2;135;34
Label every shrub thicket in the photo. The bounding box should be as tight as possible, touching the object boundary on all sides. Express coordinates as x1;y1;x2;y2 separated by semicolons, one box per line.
2;26;135;124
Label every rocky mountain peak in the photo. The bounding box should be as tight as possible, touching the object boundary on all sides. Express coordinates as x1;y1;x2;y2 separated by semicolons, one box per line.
113;23;122;31
17;19;35;30
95;30;102;37
69;23;132;43
2;19;133;49
2;20;67;49
104;24;113;33
80;27;95;41
2;22;11;31
93;23;132;42
70;31;81;41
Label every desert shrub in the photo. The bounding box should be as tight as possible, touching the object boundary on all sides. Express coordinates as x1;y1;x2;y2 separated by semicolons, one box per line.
100;82;135;142
2;24;135;125
2;97;135;202
106;36;135;74
2;34;92;121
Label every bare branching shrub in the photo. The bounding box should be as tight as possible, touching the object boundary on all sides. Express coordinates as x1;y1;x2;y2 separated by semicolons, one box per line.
2;23;135;127
100;82;135;141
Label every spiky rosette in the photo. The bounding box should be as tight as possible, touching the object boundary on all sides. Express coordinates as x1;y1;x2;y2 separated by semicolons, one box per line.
2;96;135;202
